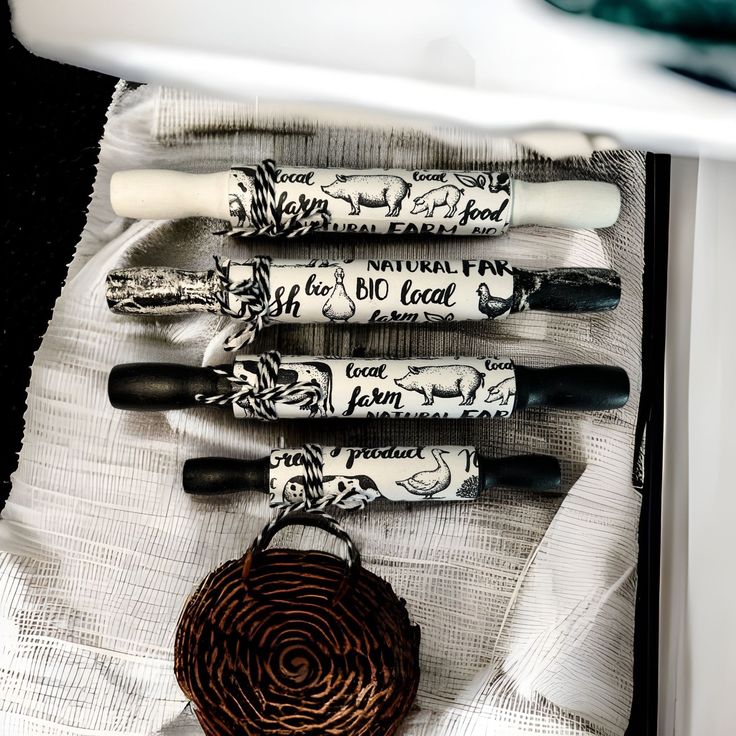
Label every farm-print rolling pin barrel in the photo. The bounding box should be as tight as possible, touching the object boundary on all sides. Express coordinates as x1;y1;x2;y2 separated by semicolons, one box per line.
175;510;420;736
108;351;630;420
183;445;562;508
106;258;621;350
110;160;621;236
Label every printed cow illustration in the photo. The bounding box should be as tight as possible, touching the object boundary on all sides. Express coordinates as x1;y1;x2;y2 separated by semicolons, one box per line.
410;185;464;218
282;473;380;508
321;174;411;217
487;172;511;195
394;364;485;406
238;359;334;417
484;376;515;406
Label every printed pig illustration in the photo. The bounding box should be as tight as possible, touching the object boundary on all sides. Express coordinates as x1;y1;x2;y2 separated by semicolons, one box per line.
411;185;464;218
394;364;485;406
321;174;411;217
484;376;515;406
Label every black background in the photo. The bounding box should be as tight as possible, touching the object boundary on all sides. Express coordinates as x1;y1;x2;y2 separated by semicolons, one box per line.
2;8;115;507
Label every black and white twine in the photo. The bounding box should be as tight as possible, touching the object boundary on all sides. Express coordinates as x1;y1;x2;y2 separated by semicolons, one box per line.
194;351;322;422
213;255;272;351
228;159;331;238
276;444;375;512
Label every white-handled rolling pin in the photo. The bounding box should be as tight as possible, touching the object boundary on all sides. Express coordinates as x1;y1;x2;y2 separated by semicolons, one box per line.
110;161;621;236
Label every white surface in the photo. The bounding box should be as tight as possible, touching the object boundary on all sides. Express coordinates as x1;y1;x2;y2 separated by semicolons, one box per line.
227;258;515;326
681;159;736;736
111;170;229;220
268;446;480;506
229;356;518;419
11;0;736;159
511;180;620;229
659;157;697;736
659;158;736;736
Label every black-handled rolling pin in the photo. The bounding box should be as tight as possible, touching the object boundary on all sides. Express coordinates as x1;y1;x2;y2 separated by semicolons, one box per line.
183;446;563;508
106;259;621;336
108;353;629;419
110;164;621;235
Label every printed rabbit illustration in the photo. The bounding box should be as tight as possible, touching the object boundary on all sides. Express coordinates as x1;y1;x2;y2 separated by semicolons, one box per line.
484;376;516;406
396;449;452;498
322;267;356;322
410;185;464;218
394;365;485;406
476;283;513;319
321;174;411;216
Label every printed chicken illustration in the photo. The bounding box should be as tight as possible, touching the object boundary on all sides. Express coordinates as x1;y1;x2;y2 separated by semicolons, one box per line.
396;449;452;498
322;267;356;321
476;283;513;319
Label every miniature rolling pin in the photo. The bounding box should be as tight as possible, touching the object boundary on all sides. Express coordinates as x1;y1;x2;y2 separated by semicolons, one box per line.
110;160;621;236
183;445;563;508
108;352;629;420
106;258;621;348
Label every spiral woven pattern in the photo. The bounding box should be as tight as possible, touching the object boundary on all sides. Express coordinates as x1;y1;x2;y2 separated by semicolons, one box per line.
175;548;420;735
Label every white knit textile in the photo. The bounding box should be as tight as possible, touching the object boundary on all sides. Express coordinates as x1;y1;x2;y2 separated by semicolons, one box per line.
0;83;647;736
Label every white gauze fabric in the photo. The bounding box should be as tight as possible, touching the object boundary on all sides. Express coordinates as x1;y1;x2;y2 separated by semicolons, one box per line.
0;83;645;736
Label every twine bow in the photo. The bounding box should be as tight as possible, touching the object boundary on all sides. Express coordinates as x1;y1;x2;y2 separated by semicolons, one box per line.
275;444;378;511
213;255;272;351
195;351;323;422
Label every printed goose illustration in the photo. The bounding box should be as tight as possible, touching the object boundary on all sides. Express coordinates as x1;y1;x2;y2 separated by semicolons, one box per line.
476;283;513;320
396;449;452;498
322;267;356;322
